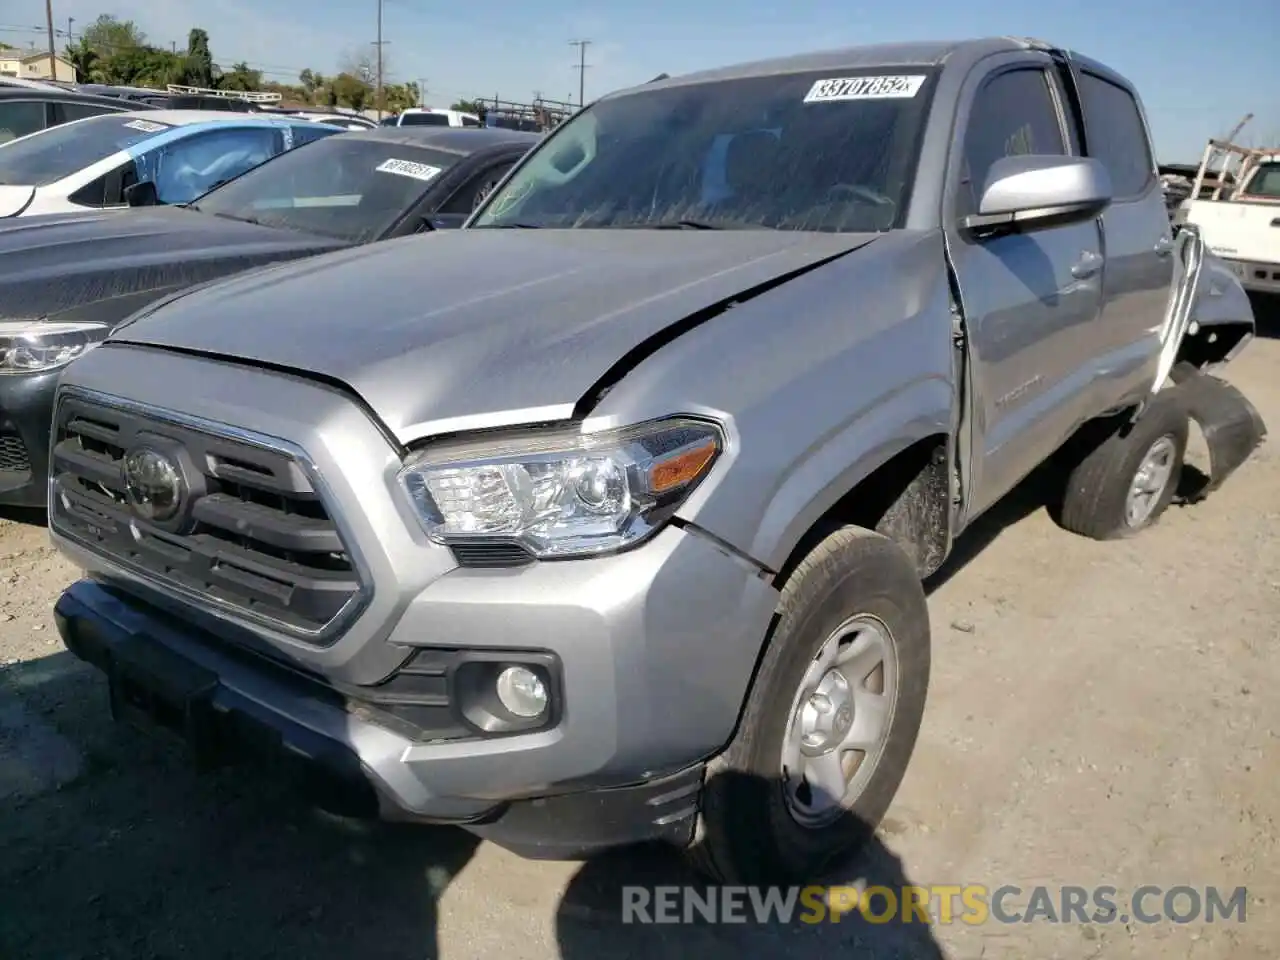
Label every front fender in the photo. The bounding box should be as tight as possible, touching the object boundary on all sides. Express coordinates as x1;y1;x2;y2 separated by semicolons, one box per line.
587;229;956;573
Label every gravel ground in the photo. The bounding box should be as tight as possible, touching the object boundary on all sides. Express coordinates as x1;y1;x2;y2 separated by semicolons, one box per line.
2;313;1278;959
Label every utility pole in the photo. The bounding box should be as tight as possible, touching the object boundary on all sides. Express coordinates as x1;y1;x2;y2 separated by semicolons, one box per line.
374;0;385;122
44;0;56;76
569;39;591;107
417;77;427;107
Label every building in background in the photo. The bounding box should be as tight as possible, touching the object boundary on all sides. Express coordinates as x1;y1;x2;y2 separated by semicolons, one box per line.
0;51;77;83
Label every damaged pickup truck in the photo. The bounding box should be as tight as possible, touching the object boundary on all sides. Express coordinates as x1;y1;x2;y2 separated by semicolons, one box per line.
49;37;1265;884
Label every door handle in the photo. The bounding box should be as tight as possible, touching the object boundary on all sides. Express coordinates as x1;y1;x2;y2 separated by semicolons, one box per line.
1071;251;1104;279
1154;235;1173;256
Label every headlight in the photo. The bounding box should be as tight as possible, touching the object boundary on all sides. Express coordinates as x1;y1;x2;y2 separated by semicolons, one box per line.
0;320;109;374
398;417;723;559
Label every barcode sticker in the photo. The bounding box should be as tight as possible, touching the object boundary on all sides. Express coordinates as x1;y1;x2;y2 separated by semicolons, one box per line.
803;75;926;103
376;158;442;181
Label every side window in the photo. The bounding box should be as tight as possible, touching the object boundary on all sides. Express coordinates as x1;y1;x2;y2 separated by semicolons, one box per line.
960;68;1067;214
290;124;334;147
0;101;48;144
55;101;117;124
68;160;134;209
439;161;517;214
461;115;482;128
1077;73;1155;198
148;128;279;204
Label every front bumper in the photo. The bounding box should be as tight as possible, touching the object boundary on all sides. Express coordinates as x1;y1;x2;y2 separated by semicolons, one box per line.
55;579;707;859
0;369;58;507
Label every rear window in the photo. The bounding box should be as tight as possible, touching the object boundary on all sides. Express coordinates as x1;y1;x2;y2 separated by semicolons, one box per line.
1242;162;1280;199
400;112;450;126
0;114;172;186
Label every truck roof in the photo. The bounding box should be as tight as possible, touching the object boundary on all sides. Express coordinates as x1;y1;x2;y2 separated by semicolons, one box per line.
611;37;1133;98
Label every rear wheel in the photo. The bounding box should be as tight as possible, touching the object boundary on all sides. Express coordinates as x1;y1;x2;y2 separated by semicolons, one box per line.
1057;392;1189;540
687;526;930;885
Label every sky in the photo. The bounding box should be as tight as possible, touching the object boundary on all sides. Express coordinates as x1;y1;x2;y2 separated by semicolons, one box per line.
2;0;1276;161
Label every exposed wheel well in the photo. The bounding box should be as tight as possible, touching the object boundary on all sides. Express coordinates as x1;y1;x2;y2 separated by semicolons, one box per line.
771;434;952;589
1175;322;1252;370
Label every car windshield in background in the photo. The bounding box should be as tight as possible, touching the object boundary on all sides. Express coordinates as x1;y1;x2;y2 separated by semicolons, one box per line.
190;136;461;242
0;115;173;186
472;69;938;233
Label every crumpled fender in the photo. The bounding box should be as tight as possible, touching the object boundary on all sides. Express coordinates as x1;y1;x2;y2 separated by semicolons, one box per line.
1169;363;1267;501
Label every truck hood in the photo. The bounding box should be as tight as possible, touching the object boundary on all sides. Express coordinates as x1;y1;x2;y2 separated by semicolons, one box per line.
112;228;880;442
0;207;348;320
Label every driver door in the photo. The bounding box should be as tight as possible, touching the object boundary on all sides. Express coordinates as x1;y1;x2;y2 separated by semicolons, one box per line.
947;59;1105;521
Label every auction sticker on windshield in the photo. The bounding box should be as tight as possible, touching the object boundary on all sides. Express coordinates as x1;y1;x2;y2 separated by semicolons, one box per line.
123;119;168;133
376;158;442;181
803;75;926;102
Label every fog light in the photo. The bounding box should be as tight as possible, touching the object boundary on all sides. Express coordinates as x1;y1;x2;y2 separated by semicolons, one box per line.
495;665;548;718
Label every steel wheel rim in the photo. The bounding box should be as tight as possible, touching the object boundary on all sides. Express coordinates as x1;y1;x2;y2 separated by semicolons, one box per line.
781;613;900;829
1125;434;1177;528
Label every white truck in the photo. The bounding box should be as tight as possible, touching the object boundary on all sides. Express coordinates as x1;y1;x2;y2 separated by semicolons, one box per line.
1182;139;1280;296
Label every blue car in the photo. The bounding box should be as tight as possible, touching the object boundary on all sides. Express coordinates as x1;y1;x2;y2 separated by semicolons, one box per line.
0;109;343;219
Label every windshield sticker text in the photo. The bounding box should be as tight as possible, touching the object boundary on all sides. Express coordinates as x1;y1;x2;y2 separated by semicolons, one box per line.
376;158;443;181
803;75;926;103
123;119;168;133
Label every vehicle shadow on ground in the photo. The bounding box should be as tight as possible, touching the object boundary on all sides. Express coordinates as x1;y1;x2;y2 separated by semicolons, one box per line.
554;771;946;959
0;650;479;960
0;652;946;959
0;505;44;527
1248;293;1280;340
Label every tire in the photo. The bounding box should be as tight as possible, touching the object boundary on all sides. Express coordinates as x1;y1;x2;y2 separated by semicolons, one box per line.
1057;391;1189;540
686;526;930;885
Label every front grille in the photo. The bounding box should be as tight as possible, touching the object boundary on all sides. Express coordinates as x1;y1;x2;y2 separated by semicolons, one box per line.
0;431;30;473
49;393;368;641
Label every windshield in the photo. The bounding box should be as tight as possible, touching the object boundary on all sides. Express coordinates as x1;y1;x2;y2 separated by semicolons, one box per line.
0;114;173;186
1243;162;1280;199
190;136;462;242
472;69;937;232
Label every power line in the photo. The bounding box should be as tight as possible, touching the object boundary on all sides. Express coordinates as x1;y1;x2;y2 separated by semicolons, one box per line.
569;38;590;107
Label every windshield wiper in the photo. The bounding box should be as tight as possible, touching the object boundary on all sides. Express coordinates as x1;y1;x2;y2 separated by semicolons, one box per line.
649;219;722;230
483;222;542;229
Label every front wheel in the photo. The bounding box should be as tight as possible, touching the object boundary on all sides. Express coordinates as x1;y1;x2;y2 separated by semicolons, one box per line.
687;526;930;885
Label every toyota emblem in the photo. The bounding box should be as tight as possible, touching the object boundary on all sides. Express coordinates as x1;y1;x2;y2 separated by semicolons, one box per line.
122;447;185;523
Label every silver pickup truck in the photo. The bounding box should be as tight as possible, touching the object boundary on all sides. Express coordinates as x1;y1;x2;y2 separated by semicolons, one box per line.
48;37;1265;884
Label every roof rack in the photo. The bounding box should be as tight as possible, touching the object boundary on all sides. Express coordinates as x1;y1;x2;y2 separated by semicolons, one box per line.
472;96;577;132
165;84;282;104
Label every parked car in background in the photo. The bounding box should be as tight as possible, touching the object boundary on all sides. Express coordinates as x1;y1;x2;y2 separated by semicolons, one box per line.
381;107;482;127
0;110;340;219
0;85;159;145
0;126;537;507
273;109;378;130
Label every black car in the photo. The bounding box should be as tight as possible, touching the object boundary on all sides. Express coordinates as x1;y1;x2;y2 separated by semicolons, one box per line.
0;126;538;507
0;85;159;145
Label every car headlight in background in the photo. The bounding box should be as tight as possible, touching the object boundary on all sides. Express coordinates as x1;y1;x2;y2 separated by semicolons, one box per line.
0;320;109;374
398;416;724;559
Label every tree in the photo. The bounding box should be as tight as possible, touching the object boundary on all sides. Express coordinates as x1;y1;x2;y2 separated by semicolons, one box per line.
340;47;390;88
181;28;214;87
219;61;263;92
80;15;145;57
451;99;483;114
329;72;369;111
64;39;100;83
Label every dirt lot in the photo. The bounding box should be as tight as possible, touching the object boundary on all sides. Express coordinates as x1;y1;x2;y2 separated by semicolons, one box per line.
2;315;1279;960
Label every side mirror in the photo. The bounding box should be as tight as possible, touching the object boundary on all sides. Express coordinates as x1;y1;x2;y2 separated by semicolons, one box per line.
964;155;1111;235
123;180;159;208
